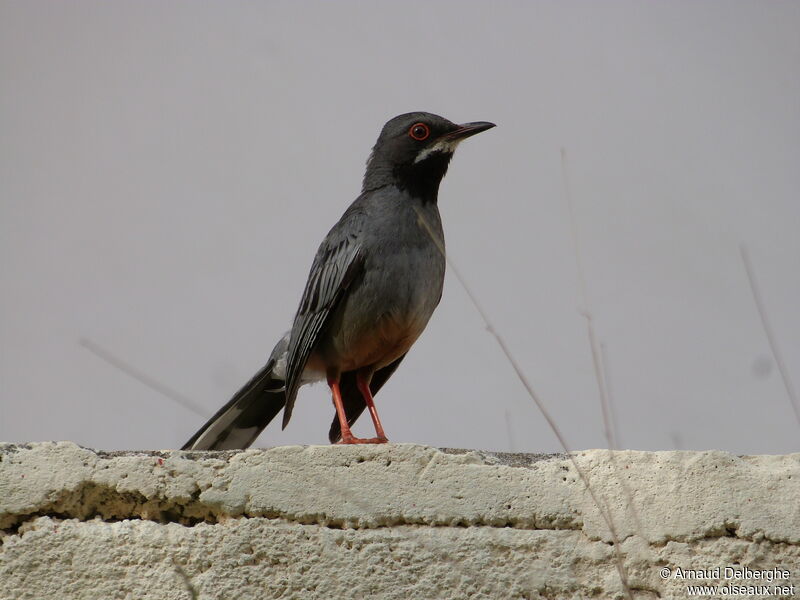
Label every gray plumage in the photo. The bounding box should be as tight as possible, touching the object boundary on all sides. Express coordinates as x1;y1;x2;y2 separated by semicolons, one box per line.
182;112;494;450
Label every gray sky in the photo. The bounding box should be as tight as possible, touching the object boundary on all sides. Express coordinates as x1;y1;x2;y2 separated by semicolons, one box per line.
1;1;798;454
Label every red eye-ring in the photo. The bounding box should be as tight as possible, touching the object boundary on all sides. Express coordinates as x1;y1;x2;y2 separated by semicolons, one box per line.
408;122;430;141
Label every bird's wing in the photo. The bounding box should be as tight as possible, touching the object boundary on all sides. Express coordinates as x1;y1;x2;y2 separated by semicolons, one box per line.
283;232;365;427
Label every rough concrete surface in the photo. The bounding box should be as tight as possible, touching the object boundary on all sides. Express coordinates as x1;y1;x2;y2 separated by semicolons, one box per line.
0;443;798;599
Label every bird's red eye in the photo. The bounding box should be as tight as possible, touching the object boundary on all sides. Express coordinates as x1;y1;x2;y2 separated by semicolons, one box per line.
409;122;430;141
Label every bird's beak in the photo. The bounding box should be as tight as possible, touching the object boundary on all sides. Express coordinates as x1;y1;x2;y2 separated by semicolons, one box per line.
413;120;495;164
444;121;496;141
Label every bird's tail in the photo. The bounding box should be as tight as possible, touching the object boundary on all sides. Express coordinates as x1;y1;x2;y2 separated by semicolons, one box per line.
182;338;289;450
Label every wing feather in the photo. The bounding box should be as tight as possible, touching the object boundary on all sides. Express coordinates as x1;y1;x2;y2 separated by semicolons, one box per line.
282;235;364;426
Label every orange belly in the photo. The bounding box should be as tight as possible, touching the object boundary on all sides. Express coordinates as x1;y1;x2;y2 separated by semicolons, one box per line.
311;310;427;374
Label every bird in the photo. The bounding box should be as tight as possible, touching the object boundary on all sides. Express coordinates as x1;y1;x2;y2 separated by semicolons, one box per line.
182;112;495;450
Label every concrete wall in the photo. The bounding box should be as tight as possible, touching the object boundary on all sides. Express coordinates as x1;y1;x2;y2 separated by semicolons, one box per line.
1;442;798;599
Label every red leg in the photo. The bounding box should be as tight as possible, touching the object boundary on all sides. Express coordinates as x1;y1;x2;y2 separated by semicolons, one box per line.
328;374;387;445
356;371;389;443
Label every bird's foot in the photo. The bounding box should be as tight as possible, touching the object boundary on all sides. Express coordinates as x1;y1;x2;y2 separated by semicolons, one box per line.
337;435;389;445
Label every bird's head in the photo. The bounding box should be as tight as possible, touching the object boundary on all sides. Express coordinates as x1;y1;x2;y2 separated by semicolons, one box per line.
363;112;495;200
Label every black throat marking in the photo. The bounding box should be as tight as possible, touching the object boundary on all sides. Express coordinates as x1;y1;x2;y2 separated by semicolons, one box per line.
393;151;453;203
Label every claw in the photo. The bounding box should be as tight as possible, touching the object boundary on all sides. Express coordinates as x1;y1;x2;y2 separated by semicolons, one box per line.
336;435;389;445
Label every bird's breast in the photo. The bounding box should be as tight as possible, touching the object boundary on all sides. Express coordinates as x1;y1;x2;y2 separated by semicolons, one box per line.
318;216;445;372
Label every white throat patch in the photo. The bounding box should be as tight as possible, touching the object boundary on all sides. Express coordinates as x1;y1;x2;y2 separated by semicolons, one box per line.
413;138;462;164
